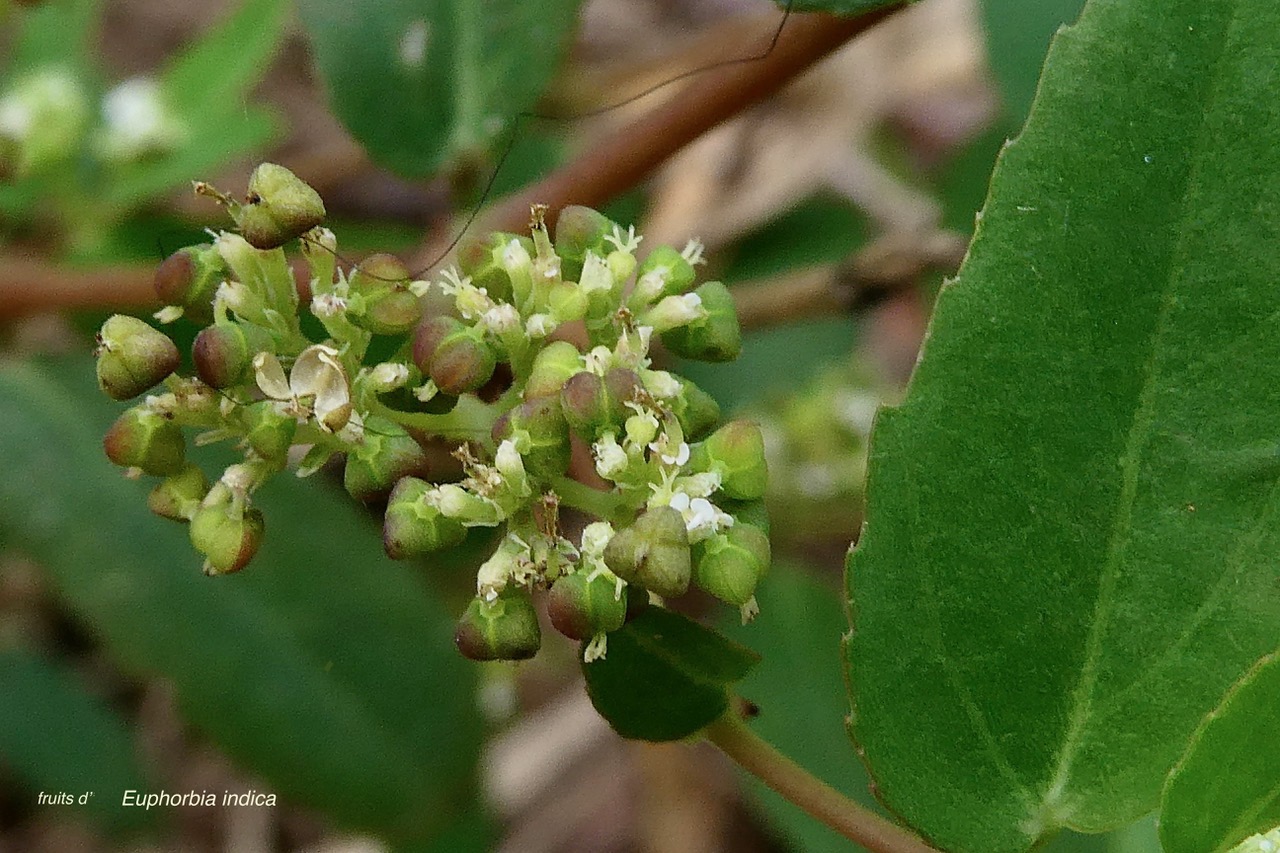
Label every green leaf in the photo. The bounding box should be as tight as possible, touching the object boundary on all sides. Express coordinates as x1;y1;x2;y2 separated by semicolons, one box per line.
583;607;758;742
159;0;288;114
0;648;151;834
845;2;1280;851
0;360;483;844
1161;651;1280;853
297;0;584;177
722;566;883;853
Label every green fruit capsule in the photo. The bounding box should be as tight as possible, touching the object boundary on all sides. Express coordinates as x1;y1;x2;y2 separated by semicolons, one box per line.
192;322;271;389
554;205;617;283
382;477;467;559
660;281;742;362
343;417;429;502
189;487;264;576
631;245;696;307
560;368;639;441
236;163;326;250
547;571;628;641
604;506;692;599
492;396;571;480
153;244;227;323
102;407;186;476
242;401;297;465
692;420;768;501
412;315;497;395
454;588;542;661
692;523;771;606
95;315;180;400
147;463;209;522
525;340;583;399
672;376;721;441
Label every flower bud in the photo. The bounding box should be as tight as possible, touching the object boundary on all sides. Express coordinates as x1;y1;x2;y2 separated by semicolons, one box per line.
454;588;541;661
660;281;741;362
147;463;209;522
343;418;429;502
525;340;583;399
692;523;770;606
95;314;179;400
560;368;639;440
692;420;768;501
547;571;628;641
547;281;588;323
604;506;692;598
631;245;696;307
192;322;271;389
672;377;721;441
151;244;228;323
236;162;326;250
554;205;617;283
492;396;571;480
383;476;467;559
240;400;297;464
189;485;264;575
103;407;186;475
412;316;497;395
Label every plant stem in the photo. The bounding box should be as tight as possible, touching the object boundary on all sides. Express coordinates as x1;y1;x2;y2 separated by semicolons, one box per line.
703;710;941;853
549;475;632;525
373;394;503;445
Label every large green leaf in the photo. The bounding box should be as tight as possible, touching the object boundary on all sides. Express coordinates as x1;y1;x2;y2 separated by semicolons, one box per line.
845;2;1280;851
0;648;151;834
1161;651;1280;853
0;360;483;844
297;0;583;178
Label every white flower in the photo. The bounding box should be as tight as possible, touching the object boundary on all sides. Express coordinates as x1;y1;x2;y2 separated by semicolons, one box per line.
583;345;613;375
501;238;532;274
675;471;721;499
311;292;348;318
98;77;185;161
579;251;613;293
413;380;439;402
604;224;642;254
583;633;610;663
254;344;352;432
593;433;629;480
649;437;690;467
633;267;668;306
641;369;681;399
495;439;530;496
525;313;556;338
367;362;409;392
641;293;705;333
476;537;526;601
624;405;660;449
681;238;706;266
614;326;653;369
482;303;520;334
668;492;734;542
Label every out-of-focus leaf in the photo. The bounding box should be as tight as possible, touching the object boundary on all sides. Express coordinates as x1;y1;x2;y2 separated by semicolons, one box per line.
583;607;758;742
0;360;483;845
846;1;1280;851
297;0;584;177
160;0;288;114
0;648;151;834
1161;652;1280;853
981;0;1086;124
7;0;100;77
722;566;882;852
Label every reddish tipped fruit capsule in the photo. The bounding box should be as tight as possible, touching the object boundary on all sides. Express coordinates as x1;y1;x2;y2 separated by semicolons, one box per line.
603;506;692;599
95;315;180;400
236;163;326;250
103;407;186;476
454;589;542;661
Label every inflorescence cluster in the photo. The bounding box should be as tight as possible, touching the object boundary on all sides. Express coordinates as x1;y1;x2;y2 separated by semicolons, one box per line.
95;163;770;662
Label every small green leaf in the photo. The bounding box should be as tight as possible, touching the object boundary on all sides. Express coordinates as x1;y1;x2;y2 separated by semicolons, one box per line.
160;0;288;114
0;360;483;844
0;648;151;834
583;607;758;742
846;1;1280;851
297;0;584;177
1161;652;1280;853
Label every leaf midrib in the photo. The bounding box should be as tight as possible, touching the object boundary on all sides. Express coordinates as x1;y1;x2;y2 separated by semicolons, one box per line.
1037;1;1240;822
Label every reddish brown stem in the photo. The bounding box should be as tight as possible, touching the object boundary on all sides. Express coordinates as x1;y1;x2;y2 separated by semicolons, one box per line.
411;3;905;269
